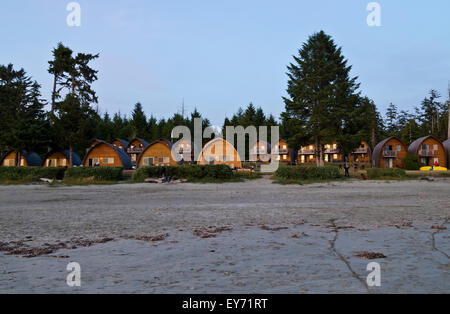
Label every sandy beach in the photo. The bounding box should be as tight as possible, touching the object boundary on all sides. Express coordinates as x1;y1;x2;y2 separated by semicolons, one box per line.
0;179;449;293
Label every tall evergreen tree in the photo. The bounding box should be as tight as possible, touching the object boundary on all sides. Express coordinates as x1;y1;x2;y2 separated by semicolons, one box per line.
48;44;99;165
48;43;73;111
385;103;399;137
130;103;148;139
0;64;48;165
281;31;360;166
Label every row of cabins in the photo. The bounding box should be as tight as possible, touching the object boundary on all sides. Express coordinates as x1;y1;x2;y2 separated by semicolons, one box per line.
2;136;450;170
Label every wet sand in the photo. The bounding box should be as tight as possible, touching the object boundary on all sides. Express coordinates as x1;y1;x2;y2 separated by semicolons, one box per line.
0;179;449;293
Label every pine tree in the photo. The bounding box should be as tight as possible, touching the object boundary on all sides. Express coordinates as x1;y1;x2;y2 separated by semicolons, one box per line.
281;31;360;166
385;103;399;137
130;103;148;139
48;44;99;165
0;64;48;165
48;43;73;111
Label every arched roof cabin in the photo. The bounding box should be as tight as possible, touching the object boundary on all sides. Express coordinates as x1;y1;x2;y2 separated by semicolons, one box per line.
83;142;132;169
443;139;450;169
197;138;242;169
408;136;447;167
137;139;178;167
1;151;42;167
42;150;81;167
372;137;407;168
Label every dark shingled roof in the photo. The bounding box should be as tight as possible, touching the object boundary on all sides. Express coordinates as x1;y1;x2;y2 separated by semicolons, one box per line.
42;149;82;166
0;151;42;167
136;139;174;166
408;136;443;155
128;138;150;149
114;139;129;150
372;137;404;168
443;139;450;168
83;142;132;170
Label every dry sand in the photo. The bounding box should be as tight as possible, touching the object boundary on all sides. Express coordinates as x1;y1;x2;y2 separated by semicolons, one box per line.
0;179;449;293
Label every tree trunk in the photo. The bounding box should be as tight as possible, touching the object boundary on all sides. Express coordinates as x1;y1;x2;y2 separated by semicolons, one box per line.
315;137;320;167
69;145;73;167
51;74;57;112
319;146;324;167
15;151;19;167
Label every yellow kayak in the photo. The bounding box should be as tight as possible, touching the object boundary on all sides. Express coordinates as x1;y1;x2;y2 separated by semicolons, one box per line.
420;166;448;171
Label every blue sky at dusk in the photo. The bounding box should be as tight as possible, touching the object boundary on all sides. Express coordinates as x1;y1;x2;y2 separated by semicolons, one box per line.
1;0;449;126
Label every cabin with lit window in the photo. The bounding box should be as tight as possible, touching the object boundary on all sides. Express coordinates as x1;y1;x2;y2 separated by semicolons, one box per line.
197;137;242;169
171;139;195;163
137;139;178;167
349;141;372;163
42;150;81;167
323;143;343;162
127;138;150;165
249;140;271;162
83;142;132;169
111;139;129;152
443;139;450;169
298;144;316;164
271;140;293;164
372;137;407;168
1;151;42;167
298;143;342;163
408;136;447;167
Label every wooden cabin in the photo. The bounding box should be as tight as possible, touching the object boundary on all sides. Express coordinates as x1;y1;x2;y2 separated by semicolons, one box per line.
171;139;195;163
83;142;132;169
127;138;149;165
271;140;293;164
298;144;316;164
197;137;242;169
136;139;178;167
1;151;42;167
249;140;271;162
298;143;342;163
443;139;450;169
111;139;129;152
372;137;407;168
408;136;447;167
349;141;372;163
42;150;81;167
324;143;343;163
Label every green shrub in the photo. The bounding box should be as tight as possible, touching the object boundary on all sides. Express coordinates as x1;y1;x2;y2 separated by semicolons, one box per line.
131;164;234;182
65;167;123;181
275;165;341;180
233;171;262;180
404;153;425;170
367;168;406;179
0;167;66;181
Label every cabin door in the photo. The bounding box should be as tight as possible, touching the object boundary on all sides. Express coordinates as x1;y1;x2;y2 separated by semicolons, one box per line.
387;158;393;168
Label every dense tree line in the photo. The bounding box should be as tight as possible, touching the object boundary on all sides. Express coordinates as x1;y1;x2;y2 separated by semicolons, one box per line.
0;43;213;164
382;90;449;146
1;37;449;166
279;30;449;165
